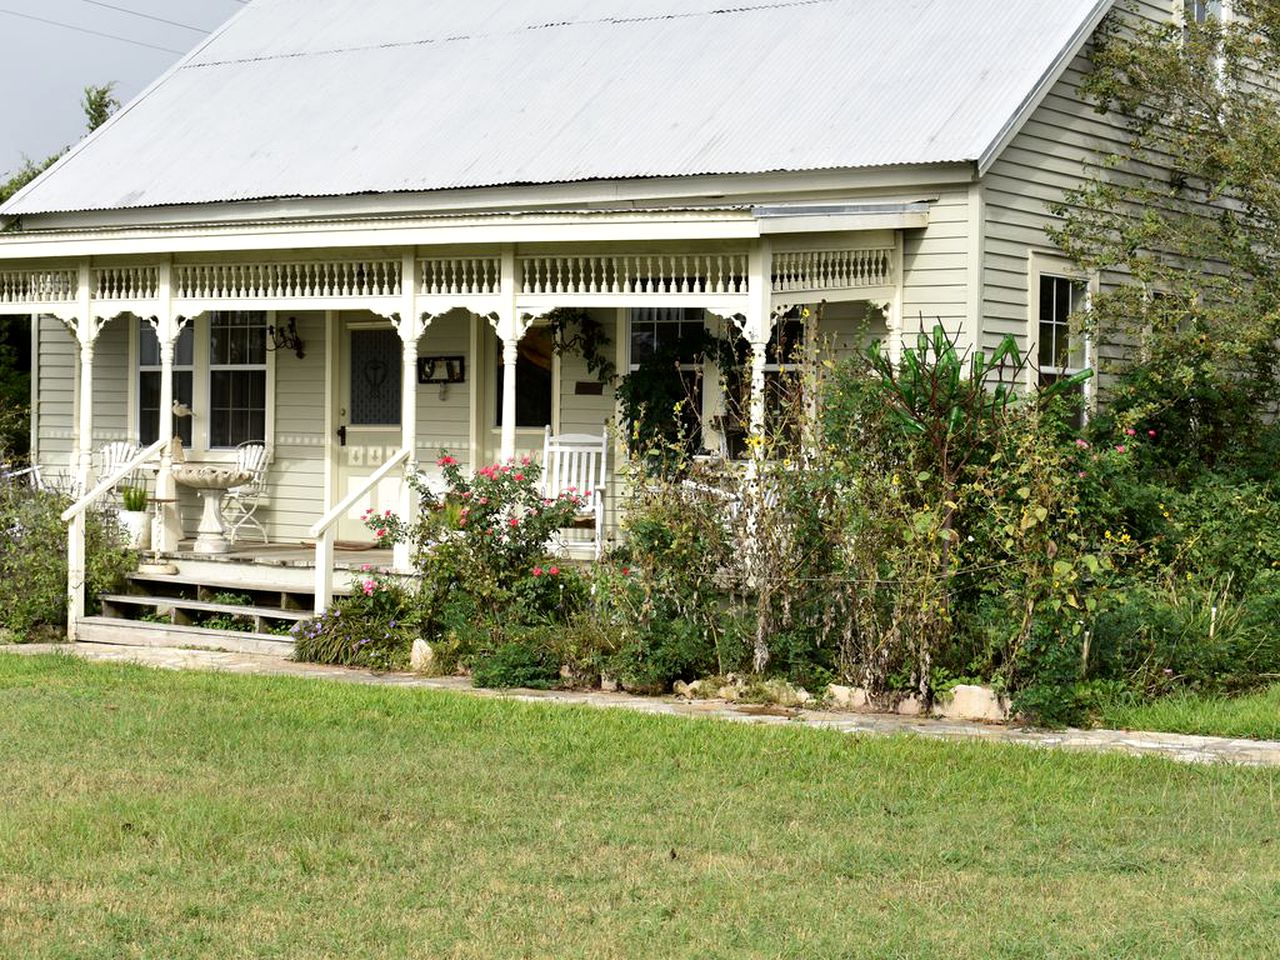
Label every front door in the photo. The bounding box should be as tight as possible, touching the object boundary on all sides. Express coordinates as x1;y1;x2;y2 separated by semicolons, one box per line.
334;319;403;542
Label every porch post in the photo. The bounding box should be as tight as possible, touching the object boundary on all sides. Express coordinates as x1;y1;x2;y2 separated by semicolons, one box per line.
68;262;97;638
75;264;96;494
395;250;422;573
498;246;520;462
745;240;775;442
500;334;519;461
152;305;185;555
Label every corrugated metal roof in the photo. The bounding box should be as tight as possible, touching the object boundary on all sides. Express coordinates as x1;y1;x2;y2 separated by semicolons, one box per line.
1;0;1114;217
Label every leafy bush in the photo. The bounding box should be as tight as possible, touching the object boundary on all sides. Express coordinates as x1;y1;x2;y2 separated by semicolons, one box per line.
363;455;590;678
0;481;133;639
471;629;562;689
292;570;417;671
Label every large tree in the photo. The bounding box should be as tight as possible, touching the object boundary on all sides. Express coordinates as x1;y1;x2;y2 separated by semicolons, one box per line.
1;83;120;455
1049;1;1280;464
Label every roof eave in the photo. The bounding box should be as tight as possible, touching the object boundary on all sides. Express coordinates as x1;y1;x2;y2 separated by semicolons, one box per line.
975;0;1117;178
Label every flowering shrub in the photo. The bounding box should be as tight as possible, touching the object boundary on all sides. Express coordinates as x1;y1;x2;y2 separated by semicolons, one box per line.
0;480;133;639
291;568;417;670
354;454;590;677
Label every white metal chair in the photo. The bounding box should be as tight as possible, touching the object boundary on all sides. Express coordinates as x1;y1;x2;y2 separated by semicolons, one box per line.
222;441;270;544
97;441;142;490
541;426;609;559
0;464;44;491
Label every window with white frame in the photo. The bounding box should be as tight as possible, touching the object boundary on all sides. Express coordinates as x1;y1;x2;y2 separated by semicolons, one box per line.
208;311;267;448
626;307;708;451
752;313;811;455
138;318;194;447
494;326;555;430
1185;0;1224;24
1036;273;1091;424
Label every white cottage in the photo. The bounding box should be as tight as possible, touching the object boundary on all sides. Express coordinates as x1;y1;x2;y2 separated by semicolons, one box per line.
0;0;1182;644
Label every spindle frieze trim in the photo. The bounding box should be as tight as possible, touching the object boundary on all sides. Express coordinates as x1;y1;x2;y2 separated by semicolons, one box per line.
173;260;403;300
0;268;78;304
518;253;750;297
417;257;502;297
771;248;895;293
91;266;159;301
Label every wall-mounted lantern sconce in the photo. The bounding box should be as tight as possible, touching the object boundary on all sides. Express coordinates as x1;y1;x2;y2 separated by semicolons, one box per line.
267;316;306;360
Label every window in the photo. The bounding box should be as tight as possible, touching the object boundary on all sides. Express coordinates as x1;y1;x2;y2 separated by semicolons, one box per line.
762;316;810;449
627;308;707;452
1185;0;1223;23
1037;273;1090;425
208;312;267;448
138;319;194;447
495;326;554;429
349;328;402;426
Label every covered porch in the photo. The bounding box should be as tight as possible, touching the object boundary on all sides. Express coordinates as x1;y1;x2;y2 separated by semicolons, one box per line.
2;209;920;634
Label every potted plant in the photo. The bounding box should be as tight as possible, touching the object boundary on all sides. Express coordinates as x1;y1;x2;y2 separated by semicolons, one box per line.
119;485;151;550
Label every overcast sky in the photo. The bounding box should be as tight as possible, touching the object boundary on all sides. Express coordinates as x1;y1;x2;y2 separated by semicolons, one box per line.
0;0;246;176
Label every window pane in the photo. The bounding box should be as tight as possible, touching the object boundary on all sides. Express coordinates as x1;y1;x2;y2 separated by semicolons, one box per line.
140;319;194;368
139;318;159;366
349;328;402;426
767;320;807;365
210;370;266;448
1038;275;1087;371
210;311;266;366
139;371;193;447
495;327;555;429
628;308;705;366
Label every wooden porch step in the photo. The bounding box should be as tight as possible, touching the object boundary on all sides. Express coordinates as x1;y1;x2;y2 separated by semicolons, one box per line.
77;617;295;658
100;594;311;630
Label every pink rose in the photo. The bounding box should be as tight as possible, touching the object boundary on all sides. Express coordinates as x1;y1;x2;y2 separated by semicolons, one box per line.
549;566;560;576
533;566;543;577
1116;445;1127;454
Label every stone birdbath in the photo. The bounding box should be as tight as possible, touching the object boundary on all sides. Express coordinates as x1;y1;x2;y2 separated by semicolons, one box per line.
171;464;254;555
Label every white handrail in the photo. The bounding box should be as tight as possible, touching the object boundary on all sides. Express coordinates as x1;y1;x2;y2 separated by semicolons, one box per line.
61;438;167;523
310;447;412;614
308;447;411;539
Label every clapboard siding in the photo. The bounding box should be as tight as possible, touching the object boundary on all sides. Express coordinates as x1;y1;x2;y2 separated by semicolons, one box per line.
93;317;130;446
417;308;472;467
34;316;76;483
558;308;615;438
902;187;971;343
980;0;1174;358
262;310;327;542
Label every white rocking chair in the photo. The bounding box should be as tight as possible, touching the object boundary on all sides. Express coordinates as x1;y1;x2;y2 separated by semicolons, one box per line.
541;426;609;559
222;441;270;544
97;440;142;491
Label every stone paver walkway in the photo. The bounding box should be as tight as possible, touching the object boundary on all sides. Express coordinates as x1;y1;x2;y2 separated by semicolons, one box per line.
6;643;1280;768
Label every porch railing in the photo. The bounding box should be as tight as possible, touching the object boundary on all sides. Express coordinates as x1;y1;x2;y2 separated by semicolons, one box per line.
60;438;167;639
308;447;412;614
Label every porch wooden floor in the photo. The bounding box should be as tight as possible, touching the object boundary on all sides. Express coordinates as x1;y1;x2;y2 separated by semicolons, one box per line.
162;540;396;570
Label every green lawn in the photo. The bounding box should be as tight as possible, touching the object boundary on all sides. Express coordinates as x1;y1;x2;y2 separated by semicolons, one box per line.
1100;683;1280;741
1;655;1278;959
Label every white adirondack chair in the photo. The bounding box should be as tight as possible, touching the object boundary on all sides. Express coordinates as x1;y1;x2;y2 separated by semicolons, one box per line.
97;440;142;491
222;441;271;543
541;426;609;559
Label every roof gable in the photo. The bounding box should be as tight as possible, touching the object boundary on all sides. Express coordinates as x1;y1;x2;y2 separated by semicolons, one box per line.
2;0;1115;216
